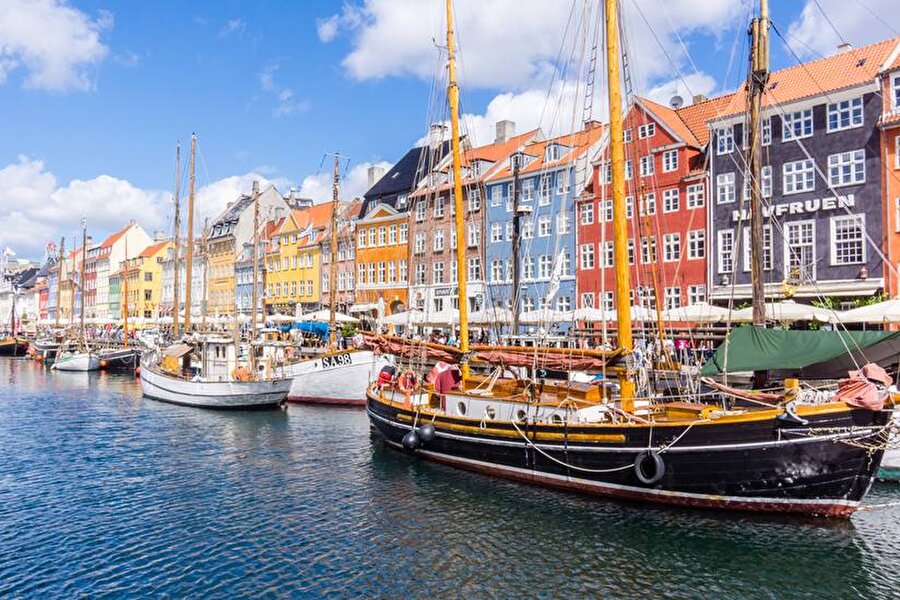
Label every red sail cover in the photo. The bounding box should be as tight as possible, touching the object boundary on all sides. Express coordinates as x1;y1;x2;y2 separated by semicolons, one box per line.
362;333;620;372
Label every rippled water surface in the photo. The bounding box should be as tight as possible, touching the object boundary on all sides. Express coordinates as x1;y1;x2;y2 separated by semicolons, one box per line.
1;359;899;598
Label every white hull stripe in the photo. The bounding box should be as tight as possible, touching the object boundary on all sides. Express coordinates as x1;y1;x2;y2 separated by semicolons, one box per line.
384;440;859;510
367;408;871;454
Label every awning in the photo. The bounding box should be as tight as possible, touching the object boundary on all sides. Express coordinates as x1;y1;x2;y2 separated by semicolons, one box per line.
349;303;378;313
163;343;193;359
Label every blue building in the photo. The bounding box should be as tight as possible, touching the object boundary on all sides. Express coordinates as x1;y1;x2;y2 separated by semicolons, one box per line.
484;124;606;333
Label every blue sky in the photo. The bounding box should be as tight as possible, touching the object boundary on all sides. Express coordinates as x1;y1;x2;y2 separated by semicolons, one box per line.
1;0;898;259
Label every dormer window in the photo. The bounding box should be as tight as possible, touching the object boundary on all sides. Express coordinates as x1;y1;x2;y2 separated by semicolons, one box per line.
545;144;561;162
510;153;523;171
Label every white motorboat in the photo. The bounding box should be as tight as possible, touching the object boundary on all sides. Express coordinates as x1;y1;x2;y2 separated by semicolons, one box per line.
282;348;392;406
140;338;292;409
53;350;100;371
879;409;900;481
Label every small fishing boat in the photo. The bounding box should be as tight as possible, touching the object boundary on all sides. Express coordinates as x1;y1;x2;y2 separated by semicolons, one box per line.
53;348;101;371
0;336;28;357
29;338;61;362
283;348;391;405
98;347;141;371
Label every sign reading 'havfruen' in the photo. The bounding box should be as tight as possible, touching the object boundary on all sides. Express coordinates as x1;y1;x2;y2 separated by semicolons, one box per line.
731;194;855;222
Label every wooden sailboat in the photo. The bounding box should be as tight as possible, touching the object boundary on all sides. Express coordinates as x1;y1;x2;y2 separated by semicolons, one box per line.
54;219;100;371
0;264;28;357
283;152;392;406
365;0;894;518
140;135;292;409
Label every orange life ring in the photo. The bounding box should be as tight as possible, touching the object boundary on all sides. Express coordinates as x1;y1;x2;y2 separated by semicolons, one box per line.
397;369;417;408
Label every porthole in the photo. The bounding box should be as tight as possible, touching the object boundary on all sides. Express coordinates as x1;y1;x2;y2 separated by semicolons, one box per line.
485;406;496;420
515;409;527;423
456;401;467;416
551;414;564;424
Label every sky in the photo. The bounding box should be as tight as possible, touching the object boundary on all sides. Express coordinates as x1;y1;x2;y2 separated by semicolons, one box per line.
1;0;898;260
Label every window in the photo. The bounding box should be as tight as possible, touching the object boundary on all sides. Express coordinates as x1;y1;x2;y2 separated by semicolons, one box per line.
357;263;365;286
640;236;656;264
827;97;863;132
468;188;481;212
450;229;457;249
686;184;704;208
388;225;397;245
433;229;444;251
538;215;551;237
523;256;534;279
638;123;655;138
624;160;633;181
538;254;553;279
762;165;773;198
467;258;482;280
490;259;503;283
397;194;408;209
663;233;681;262
601;200;613;222
368;228;376;246
601;291;614;311
378;261;386;283
663;188;679;213
599;162;612;184
433;261;445;284
368;263;375;284
581;292;595;308
831;215;865;265
580;243;595;269
641;193;657;216
522;297;535;312
628;239;635;265
399;223;408;243
687;230;705;259
522;179;534;201
623;129;632;143
434;196;445;218
556;170;569;195
893;73;900;110
561;250;572;276
545;144;560;162
625;196;634;219
662;150;678;173
414;232;425;254
896;136;900;169
580;203;594;225
144;289;152;301
664;287;681;309
762;117;771;146
399;260;408;282
718;230;734;274
505;222;513;241
490;186;502;207
640;155;654;177
378;226;386;246
717;173;736;204
556;296;571;312
782;108;813;141
415;201;426;222
603;241;614;267
740;225;773;272
144;272;153;282
785;221;816;282
388;262;396;283
539;175;552;205
716;126;734;155
467;224;480;247
828;150;865;187
783;159;815;194
491;223;502;243
688;285;706;305
556;213;570;235
415;263;426;285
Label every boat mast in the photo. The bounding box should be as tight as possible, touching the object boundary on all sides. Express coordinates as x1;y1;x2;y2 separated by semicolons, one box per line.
80;218;87;348
328;153;340;349
201;218;209;330
250;180;260;349
184;133;196;333
446;0;470;379
510;159;522;337
55;236;64;329
605;0;635;407
173;142;182;338
748;0;769;327
123;237;129;349
68;230;75;328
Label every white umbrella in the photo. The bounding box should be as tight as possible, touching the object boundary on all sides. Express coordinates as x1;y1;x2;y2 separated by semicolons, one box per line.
518;309;574;324
835;298;900;324
349;303;378;313
423;309;460;326
469;307;514;324
572;307;610;322
730;300;835;323
303;309;359;323
662;302;734;323
383;310;426;326
267;312;296;323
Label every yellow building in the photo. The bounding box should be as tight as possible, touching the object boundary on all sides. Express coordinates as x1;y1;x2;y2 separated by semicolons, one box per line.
121;240;174;320
265;204;332;314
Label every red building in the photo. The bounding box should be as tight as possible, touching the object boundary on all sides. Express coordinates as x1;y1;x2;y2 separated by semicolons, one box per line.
576;95;732;313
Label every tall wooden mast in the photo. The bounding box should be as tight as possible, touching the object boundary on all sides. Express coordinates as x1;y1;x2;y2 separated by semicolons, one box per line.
605;0;634;407
123;237;129;348
250;180;260;345
446;0;470;379
510;160;523;337
55;236;64;328
173;142;182;337
328;153;340;348
184;133;197;332
748;0;770;327
201;218;209;330
79;218;87;346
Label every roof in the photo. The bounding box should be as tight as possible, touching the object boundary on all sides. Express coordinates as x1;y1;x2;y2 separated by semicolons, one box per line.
487;123;606;180
714;36;900;120
138;240;170;259
637;97;701;146
208;195;252;239
675;94;739;145
99;223;132;249
360;141;452;216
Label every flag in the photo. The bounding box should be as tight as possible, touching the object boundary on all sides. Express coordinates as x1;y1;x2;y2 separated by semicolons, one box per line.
3;247;14;257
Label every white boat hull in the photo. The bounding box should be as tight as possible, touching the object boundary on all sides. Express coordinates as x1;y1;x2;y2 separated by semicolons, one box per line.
139;360;292;409
283;349;392;405
53;353;100;372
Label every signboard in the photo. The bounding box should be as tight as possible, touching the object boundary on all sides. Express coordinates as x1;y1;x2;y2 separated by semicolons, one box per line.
731;194;855;222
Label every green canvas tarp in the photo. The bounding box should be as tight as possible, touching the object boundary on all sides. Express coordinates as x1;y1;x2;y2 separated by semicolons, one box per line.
700;326;900;377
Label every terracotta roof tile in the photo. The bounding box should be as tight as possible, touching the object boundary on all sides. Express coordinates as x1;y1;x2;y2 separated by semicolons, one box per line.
638;97;700;146
138;240;170;259
487;123;606;180
99;223;132;249
675;94;740;145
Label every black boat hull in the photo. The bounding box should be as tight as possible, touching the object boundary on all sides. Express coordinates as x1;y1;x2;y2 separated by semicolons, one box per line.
99;349;141;371
0;339;29;357
367;393;889;517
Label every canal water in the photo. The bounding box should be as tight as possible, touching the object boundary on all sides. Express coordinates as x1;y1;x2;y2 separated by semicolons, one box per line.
1;358;898;599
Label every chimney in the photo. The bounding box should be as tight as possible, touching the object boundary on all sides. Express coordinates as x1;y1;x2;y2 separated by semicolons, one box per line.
495;120;516;144
427;123;448;149
367;165;386;189
838;42;853;52
692;94;707;104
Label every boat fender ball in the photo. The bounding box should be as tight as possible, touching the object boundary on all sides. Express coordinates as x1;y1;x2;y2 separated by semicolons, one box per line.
402;430;420;451
633;450;666;485
99;360;108;369
418;423;435;444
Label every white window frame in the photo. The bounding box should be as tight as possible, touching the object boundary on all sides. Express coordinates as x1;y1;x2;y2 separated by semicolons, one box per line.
830;214;866;266
717;173;736;204
827;149;866;187
716;126;734;155
782;108;813;142
640;155;654;177
826;96;863;133
783;220;817;282
687;230;705;260
537;214;551;237
783;159;815;195
663;188;679;213
490;223;502;243
638;122;655;139
662;150;678;173
717;229;734;274
663;233;681;263
686;183;704;208
580;203;594;225
688;284;706;305
893;73;900;111
580;243;595;269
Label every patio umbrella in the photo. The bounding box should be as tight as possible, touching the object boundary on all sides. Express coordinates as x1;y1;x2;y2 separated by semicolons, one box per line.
661;302;735;323
730;300;835;323
834;298;900;324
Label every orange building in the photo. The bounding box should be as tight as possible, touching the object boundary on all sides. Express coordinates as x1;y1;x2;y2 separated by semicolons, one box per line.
354;203;409;314
881;49;900;295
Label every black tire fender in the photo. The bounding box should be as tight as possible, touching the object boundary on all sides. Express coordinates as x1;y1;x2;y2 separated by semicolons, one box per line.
634;450;666;485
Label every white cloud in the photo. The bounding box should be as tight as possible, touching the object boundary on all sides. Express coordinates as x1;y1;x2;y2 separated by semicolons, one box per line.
316;15;340;43
218;18;246;38
644;72;718;107
786;0;900;58
299;161;393;203
321;0;746;94
258;64;308;117
0;0;111;92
